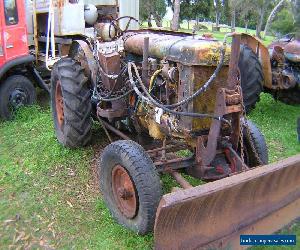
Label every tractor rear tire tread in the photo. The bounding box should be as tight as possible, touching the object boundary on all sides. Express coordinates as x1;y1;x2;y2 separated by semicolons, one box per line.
239;45;264;113
51;58;92;148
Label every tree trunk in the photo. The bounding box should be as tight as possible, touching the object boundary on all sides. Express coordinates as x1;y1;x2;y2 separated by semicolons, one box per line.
256;1;268;38
147;15;152;27
231;8;236;32
263;0;286;38
153;13;162;27
171;0;180;31
245;20;249;33
215;11;220;27
295;0;300;39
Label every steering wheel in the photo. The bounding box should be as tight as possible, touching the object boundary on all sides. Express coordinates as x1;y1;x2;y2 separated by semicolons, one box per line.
109;16;139;39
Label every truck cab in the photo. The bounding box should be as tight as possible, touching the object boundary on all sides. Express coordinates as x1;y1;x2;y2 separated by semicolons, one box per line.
0;0;37;120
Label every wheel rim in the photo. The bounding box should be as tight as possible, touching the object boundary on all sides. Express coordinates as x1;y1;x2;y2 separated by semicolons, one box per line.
9;88;28;110
55;81;64;128
112;165;137;219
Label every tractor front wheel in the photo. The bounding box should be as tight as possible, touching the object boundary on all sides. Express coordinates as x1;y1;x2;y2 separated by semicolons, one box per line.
242;119;269;167
99;140;162;235
51;58;92;148
0;75;36;120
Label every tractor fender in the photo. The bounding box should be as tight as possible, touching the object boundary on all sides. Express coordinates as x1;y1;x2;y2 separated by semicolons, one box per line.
240;33;272;89
69;40;98;85
0;55;34;80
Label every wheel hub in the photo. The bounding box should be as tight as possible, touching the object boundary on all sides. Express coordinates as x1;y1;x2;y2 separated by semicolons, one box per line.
9;88;27;109
55;81;64;128
112;165;137;219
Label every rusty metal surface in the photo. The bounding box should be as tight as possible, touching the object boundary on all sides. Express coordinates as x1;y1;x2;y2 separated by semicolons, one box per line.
97;99;128;120
72;40;98;84
154;154;300;250
154;157;195;173
284;39;300;63
124;31;231;66
169;171;193;189
98;118;131;140
268;37;300;90
112;164;137;219
99;52;121;90
55;80;64;129
142;37;150;83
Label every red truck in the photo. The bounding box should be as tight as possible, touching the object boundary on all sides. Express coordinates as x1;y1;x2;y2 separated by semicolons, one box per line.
0;0;47;120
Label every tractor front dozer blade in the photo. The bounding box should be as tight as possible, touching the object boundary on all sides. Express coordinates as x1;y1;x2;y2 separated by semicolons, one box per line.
154;154;300;250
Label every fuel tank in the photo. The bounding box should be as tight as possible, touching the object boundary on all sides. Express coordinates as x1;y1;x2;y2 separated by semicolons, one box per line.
124;30;231;66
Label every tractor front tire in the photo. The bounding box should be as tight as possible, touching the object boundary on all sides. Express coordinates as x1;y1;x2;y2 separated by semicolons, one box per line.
99;140;162;235
0;75;36;120
51;58;92;148
239;45;264;113
242;119;268;167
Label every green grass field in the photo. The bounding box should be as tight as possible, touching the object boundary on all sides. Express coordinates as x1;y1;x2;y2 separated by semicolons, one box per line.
0;93;299;249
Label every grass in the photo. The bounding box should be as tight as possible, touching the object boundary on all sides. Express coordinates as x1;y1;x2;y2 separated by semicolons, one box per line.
0;93;299;249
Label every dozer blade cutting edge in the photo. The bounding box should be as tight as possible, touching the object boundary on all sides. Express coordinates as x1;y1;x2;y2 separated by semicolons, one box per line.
154;154;300;250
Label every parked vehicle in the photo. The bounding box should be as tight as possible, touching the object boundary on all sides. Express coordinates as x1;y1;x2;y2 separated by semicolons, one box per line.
267;33;300;104
0;0;48;120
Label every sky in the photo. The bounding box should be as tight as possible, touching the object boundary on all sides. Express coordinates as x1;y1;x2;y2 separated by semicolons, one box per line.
164;6;173;20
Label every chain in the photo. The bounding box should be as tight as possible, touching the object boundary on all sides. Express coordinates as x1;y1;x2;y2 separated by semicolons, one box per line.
239;113;245;163
239;86;264;166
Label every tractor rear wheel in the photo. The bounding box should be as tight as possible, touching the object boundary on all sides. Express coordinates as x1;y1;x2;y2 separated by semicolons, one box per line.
99;140;162;235
239;45;264;113
51;58;92;148
0;75;36;120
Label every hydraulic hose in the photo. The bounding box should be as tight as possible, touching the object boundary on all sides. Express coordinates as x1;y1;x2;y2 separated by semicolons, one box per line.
128;62;229;124
149;69;163;91
148;33;231;109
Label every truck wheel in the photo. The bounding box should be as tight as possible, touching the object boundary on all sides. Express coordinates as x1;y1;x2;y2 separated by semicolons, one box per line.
0;75;36;120
239;45;264;113
51;58;92;148
99;140;162;235
242;119;268;167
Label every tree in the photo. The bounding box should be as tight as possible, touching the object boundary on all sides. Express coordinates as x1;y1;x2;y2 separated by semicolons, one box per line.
231;0;272;38
229;0;240;31
171;0;181;31
139;0;166;27
293;0;300;39
180;1;194;29
263;0;287;37
270;8;295;35
214;0;222;28
180;0;211;29
255;0;271;38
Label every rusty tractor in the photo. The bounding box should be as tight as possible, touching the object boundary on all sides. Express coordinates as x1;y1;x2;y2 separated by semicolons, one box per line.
267;33;300;104
50;21;300;248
